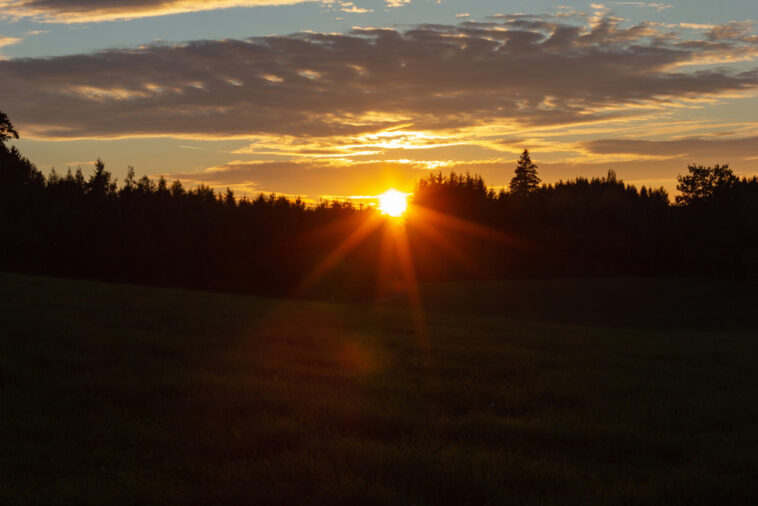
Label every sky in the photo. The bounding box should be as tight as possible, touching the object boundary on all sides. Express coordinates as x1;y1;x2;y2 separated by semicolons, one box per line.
1;0;757;201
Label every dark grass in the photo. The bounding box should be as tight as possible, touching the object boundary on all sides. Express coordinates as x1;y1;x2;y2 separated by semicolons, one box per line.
1;272;757;505
390;277;758;331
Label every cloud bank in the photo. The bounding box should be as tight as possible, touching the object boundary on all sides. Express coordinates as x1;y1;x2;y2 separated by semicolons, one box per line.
2;15;756;142
582;136;758;159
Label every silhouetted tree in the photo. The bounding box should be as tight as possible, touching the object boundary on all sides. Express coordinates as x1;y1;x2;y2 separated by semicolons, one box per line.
87;158;117;197
0;110;19;143
223;188;236;208
676;163;738;205
509;149;541;197
170;179;185;197
0;111;43;187
121;166;137;195
157;176;169;195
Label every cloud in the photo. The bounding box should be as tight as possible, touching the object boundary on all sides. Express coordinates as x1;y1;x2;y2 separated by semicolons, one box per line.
1;15;757;142
163;158;438;198
338;1;371;14
707;21;758;43
582;135;758;159
610;2;672;12
0;35;22;47
0;0;320;23
0;35;22;59
679;23;715;31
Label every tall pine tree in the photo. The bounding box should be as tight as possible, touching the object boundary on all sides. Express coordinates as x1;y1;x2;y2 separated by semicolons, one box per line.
509;149;541;197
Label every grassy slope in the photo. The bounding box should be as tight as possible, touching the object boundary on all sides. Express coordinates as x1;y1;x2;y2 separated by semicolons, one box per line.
1;272;757;505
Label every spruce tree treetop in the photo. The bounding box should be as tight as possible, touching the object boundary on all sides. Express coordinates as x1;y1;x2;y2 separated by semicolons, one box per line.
509;149;541;197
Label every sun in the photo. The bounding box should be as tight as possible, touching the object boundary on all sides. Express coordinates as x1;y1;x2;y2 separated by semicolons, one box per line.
378;189;408;217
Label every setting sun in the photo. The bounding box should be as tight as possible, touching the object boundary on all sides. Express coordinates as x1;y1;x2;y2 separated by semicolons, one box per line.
378;189;409;217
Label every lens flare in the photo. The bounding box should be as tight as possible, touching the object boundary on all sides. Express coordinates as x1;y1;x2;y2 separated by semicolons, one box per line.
378;189;408;217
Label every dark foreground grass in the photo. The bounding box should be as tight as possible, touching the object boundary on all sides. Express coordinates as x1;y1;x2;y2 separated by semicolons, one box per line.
1;272;757;505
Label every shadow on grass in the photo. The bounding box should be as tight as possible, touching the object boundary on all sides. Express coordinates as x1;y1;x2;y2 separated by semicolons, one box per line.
385;277;758;331
2;273;757;504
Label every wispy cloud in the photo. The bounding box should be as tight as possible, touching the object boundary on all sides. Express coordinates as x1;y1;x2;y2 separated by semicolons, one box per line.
582;135;758;158
0;0;324;23
162;158;436;198
338;1;371;14
0;35;21;47
610;2;673;13
0;35;21;59
385;0;410;8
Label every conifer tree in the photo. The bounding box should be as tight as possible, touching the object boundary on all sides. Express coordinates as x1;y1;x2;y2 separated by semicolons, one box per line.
0;110;19;143
509;149;541;197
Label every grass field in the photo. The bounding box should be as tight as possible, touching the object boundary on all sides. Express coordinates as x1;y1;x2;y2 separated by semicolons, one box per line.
1;272;757;505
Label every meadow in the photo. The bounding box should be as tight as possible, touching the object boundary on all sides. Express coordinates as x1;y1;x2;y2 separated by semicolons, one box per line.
1;272;757;505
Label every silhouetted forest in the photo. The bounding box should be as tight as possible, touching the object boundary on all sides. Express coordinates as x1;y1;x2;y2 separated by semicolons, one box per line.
2;112;757;299
409;161;757;282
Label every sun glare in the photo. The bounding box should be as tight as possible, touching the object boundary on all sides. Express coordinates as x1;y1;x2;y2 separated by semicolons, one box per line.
378;189;408;217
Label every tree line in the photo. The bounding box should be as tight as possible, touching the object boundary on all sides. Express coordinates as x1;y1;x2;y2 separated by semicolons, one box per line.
2;111;757;299
411;150;757;282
